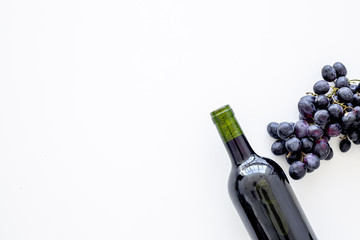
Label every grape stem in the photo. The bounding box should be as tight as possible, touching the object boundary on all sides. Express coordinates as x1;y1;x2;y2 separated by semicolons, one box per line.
326;87;339;98
339;135;348;140
300;152;305;163
306;92;317;96
331;95;354;112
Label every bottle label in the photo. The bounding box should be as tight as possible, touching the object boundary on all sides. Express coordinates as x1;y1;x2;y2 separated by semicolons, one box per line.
217;115;243;142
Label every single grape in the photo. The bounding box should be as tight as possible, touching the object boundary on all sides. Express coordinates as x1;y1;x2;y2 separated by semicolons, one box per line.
322;65;337;82
314;109;330;127
327;104;344;119
335;76;349;88
339;138;351;152
333;62;347;77
277;122;294;139
271;140;286;155
325;147;333;160
285;137;302;152
301;137;314;153
338;87;354;102
313;138;330;160
286;151;302;164
348;129;359;142
298;99;316;119
303;153;320;171
294;120;309;138
353;106;360;120
315;94;329;109
267;122;280;139
313;80;330;94
349;84;358;93
342;111;356;128
289;161;307;180
300;95;315;103
325;123;342;137
307;124;323;139
352;93;360;106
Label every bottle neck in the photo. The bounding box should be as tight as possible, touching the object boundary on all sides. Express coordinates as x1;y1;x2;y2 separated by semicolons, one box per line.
211;105;255;166
224;134;255;166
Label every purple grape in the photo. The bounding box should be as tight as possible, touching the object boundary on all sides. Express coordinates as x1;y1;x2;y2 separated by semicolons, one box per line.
338;87;354;102
333;62;347;77
313;138;330;160
328;104;344;119
322;65;337;82
313;80;330;94
315;94;329;109
307;124;323;139
348;129;359;142
303;153;320;171
285;137;302;152
267;122;280;139
298;99;316;119
301;137;314;153
271;140;286;156
353;106;360;120
325;147;333;160
325;123;342;137
335;76;349;88
349;84;358;93
289;161;307;180
300;95;315;103
340;138;351;152
277;122;294;139
352;93;360;106
342;111;356;128
314;110;330;127
294;120;309;138
286;151;302;164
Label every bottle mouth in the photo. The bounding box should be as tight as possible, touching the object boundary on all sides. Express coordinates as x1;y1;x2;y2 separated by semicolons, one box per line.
210;105;234;124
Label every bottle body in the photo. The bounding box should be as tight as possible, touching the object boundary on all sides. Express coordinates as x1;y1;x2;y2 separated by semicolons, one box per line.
211;105;317;240
227;152;316;240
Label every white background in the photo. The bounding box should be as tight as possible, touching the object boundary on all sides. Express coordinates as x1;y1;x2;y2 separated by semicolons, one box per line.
1;0;360;239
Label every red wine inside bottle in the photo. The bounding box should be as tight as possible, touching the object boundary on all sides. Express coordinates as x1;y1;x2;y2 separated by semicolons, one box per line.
211;105;317;240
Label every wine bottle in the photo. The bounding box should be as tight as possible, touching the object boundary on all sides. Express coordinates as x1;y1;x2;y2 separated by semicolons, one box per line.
211;105;317;240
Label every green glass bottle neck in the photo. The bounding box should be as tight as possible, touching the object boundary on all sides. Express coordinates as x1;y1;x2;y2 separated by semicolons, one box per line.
211;105;243;143
211;105;255;165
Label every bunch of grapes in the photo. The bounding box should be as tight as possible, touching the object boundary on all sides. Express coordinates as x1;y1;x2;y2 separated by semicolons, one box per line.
267;62;360;180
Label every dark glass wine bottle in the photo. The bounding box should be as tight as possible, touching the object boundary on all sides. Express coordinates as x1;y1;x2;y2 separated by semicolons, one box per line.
211;105;317;240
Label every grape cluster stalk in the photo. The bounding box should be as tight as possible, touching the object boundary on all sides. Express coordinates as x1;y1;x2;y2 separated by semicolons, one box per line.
267;62;360;180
